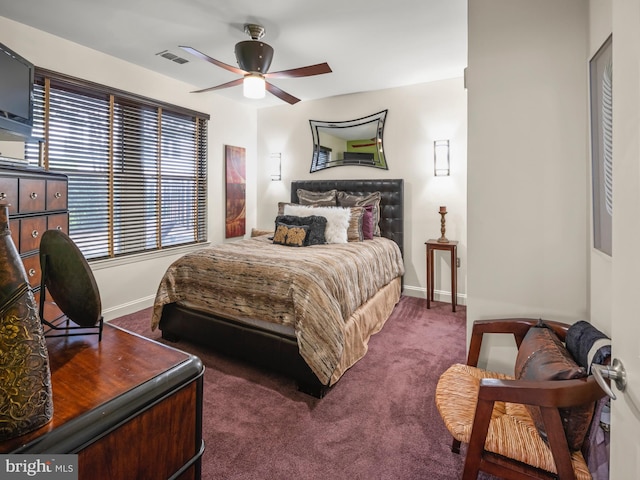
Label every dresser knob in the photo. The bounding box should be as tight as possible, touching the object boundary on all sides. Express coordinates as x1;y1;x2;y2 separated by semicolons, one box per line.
30;192;38;200
28;268;36;277
54;192;62;199
56;226;62;231
31;230;39;239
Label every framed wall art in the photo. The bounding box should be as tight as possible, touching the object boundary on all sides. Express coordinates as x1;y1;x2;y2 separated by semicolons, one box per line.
224;145;246;238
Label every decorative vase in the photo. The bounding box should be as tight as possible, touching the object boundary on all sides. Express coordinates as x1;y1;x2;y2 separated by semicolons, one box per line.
0;203;53;441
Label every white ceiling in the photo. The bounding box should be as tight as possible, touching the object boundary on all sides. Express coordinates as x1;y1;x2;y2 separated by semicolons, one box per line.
0;0;467;109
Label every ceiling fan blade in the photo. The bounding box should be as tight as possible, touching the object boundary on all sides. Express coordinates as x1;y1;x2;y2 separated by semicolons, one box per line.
265;62;332;79
179;46;247;75
190;78;244;94
266;82;300;104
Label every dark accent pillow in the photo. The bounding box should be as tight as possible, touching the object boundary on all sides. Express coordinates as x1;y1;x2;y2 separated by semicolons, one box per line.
273;223;309;247
362;205;374;240
337;191;381;236
515;323;594;451
275;215;327;246
297;189;337;206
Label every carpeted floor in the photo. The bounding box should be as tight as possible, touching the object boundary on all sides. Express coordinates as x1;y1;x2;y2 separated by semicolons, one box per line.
110;296;470;479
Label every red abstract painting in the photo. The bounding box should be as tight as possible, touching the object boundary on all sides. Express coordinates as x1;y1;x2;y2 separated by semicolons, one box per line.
225;145;246;238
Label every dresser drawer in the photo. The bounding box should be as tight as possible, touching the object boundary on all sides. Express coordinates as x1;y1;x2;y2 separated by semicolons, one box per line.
19;216;47;253
23;253;42;288
47;213;69;234
46;179;68;211
0;176;18;214
19;178;46;213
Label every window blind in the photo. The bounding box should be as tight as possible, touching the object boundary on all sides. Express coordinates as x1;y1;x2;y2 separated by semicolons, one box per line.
25;72;208;261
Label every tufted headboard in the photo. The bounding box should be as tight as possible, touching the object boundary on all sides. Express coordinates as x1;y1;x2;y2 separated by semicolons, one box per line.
291;179;404;257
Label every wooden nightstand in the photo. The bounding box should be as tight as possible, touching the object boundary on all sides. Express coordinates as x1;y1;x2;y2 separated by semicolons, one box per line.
425;239;458;312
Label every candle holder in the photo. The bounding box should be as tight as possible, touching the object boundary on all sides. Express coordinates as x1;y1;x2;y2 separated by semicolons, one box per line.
438;206;449;243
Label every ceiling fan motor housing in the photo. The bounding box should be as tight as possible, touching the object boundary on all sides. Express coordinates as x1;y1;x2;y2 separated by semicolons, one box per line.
235;41;274;73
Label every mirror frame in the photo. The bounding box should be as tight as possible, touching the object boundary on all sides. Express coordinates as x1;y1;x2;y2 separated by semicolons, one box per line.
309;110;388;172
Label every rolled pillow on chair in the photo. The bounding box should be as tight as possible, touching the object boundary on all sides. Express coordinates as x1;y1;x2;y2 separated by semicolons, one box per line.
565;320;611;372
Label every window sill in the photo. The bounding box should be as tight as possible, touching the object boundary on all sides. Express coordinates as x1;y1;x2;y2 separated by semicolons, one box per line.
89;242;210;271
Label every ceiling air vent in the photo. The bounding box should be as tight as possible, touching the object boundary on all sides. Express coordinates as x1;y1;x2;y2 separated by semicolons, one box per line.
156;50;189;64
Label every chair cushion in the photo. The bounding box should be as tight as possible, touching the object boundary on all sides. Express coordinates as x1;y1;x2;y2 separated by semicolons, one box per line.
435;364;592;480
515;325;594;451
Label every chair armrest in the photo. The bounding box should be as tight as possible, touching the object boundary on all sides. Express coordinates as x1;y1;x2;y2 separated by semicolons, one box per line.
477;375;606;408
469;376;595;480
466;318;571;367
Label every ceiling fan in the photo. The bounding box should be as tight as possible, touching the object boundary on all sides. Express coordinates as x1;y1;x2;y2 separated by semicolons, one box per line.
180;24;332;105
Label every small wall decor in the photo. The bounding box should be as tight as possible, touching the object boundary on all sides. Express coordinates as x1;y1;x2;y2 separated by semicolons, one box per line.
225;145;246;238
438;206;449;243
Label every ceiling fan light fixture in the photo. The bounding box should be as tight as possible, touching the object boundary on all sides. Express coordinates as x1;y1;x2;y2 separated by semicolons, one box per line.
243;74;265;99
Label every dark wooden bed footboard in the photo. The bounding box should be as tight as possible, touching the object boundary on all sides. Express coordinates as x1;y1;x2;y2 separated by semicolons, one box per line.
159;303;329;398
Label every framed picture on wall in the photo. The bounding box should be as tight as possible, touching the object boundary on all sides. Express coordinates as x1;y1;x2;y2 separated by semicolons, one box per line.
589;35;613;256
224;145;246;238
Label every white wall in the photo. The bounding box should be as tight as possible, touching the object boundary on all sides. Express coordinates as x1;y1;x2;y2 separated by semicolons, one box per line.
467;1;589;371
255;79;467;301
0;16;257;320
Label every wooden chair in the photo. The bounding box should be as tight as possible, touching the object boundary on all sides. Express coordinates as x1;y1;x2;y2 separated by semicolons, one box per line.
435;318;608;480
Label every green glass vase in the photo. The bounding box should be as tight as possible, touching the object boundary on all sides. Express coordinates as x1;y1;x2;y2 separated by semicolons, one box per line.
0;202;53;441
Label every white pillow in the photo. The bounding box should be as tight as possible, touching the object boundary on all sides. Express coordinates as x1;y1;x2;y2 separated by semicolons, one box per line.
284;205;351;244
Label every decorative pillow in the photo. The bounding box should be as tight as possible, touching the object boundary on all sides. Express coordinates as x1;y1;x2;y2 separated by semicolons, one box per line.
278;202;298;215
284;204;350;244
361;205;375;240
297;189;337;206
250;228;273;238
337;191;381;236
514;323;594;451
275;215;327;246
347;207;364;242
272;223;309;247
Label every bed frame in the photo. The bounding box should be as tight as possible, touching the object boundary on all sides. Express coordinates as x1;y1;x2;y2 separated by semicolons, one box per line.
159;179;404;398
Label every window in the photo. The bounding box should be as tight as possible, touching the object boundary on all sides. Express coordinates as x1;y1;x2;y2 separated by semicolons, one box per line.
25;70;208;261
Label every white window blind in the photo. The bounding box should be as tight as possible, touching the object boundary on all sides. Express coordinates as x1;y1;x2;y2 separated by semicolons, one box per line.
25;72;208;260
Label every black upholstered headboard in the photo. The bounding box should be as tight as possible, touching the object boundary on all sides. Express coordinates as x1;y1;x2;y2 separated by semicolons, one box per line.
291;179;404;256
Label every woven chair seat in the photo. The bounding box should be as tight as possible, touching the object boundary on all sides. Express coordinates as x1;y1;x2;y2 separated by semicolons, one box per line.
435;363;592;480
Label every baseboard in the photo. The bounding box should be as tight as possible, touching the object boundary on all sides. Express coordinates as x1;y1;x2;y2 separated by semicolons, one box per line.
103;286;466;323
402;285;466;306
102;294;156;322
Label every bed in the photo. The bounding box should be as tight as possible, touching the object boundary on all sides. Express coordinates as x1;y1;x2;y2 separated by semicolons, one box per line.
152;179;404;397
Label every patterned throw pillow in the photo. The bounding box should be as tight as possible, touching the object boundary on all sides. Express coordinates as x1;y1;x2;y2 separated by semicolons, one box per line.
272;223;309;247
296;189;337;206
347;207;365;242
275;215;327;246
337;191;381;236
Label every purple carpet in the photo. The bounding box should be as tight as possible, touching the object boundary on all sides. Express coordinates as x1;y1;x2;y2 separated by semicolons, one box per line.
110;296;471;479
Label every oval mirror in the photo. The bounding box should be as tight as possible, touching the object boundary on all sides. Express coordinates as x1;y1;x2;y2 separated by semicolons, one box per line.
309;110;388;172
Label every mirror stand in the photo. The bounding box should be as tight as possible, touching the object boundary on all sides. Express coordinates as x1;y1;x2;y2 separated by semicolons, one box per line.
38;230;104;341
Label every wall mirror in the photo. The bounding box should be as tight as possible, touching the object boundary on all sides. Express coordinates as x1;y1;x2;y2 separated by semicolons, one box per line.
309;110;388;172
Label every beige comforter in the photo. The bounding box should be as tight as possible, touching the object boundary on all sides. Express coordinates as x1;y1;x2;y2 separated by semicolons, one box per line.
151;235;404;385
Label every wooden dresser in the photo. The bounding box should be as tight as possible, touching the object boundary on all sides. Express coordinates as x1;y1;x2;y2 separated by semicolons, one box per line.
0;163;68;319
0;323;205;480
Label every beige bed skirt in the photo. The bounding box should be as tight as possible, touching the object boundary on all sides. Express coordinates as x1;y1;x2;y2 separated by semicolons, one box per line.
328;276;402;385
